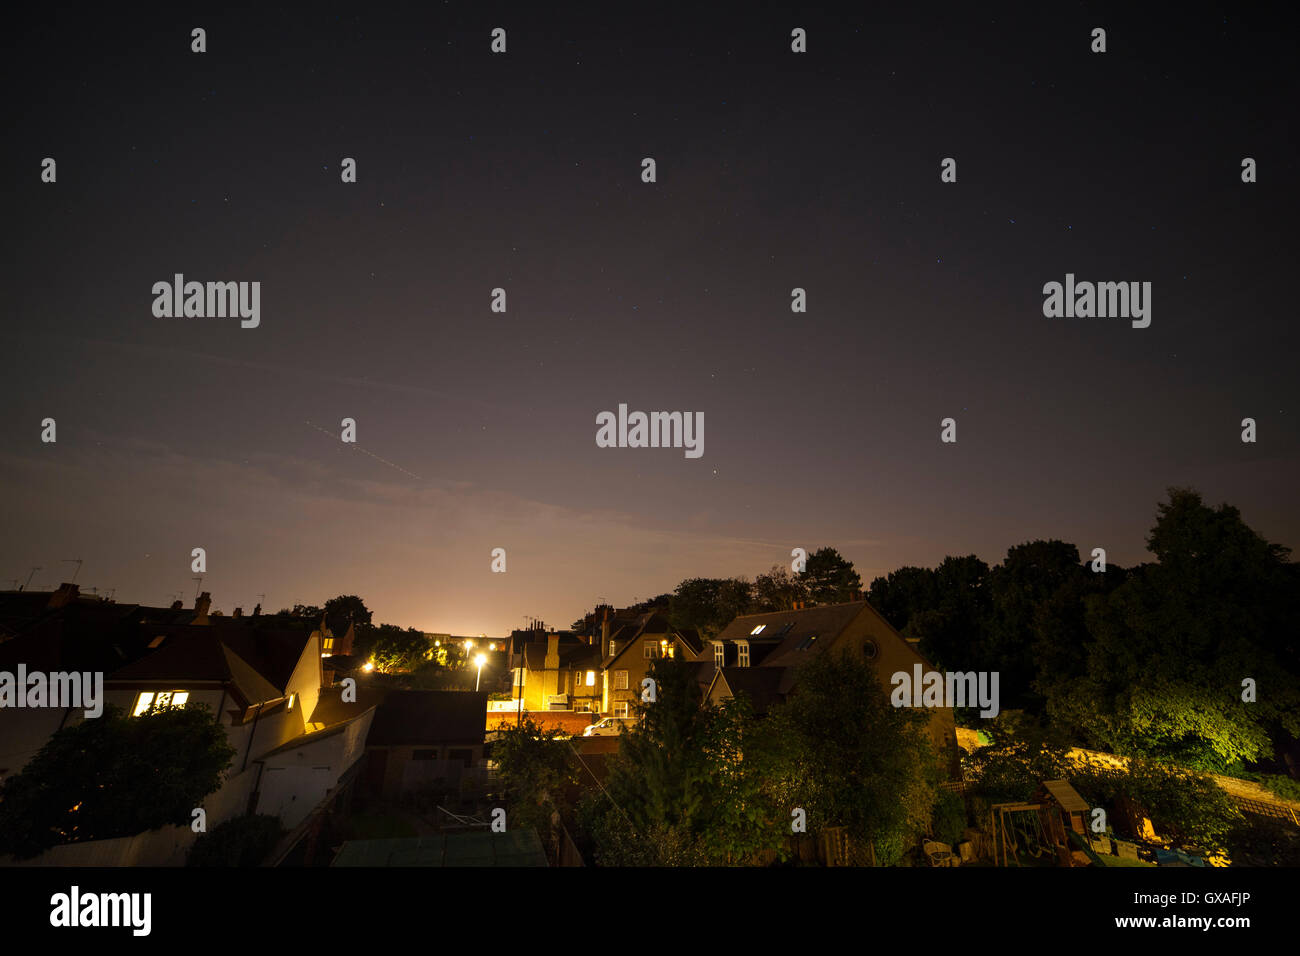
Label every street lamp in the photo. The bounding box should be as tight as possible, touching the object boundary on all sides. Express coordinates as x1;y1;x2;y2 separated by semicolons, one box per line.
475;653;487;691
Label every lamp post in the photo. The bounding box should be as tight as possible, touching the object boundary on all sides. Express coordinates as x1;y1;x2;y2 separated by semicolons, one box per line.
475;653;487;692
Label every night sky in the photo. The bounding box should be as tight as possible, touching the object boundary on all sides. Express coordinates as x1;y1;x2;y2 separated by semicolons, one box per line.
3;4;1296;635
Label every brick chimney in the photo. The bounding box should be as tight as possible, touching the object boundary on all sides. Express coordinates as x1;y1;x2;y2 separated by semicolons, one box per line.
47;582;80;609
601;607;611;646
193;592;212;624
233;607;243;618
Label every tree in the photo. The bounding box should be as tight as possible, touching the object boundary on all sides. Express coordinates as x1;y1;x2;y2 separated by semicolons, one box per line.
753;565;808;612
605;657;714;836
868;566;938;632
366;624;433;673
589;658;786;866
492;716;577;861
0;704;236;859
765;649;941;865
1046;489;1300;770
798;547;862;605
668;577;753;637
323;594;373;629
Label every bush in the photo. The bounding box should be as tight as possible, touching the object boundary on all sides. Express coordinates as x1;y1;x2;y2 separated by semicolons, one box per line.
187;814;284;866
931;789;967;846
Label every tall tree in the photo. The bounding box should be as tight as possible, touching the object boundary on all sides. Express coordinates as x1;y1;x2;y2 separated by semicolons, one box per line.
765;649;940;864
1047;489;1300;770
323;594;373;629
798;547;862;605
752;565;808;611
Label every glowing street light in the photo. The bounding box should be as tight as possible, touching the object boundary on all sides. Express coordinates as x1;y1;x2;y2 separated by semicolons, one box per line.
475;653;487;691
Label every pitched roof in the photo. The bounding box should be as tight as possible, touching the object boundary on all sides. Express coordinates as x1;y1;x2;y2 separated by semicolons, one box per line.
308;682;384;729
712;668;785;713
367;690;487;746
717;602;868;669
107;630;285;705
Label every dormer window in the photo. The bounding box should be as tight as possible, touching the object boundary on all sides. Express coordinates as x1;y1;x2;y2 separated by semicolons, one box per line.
737;641;750;667
713;642;725;667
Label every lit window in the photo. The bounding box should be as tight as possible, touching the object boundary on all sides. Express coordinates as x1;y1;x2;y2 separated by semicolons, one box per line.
133;690;189;716
738;643;750;668
614;670;628;690
750;624;766;635
322;636;334;652
287;693;296;712
585;670;596;687
713;643;725;667
609;641;618;657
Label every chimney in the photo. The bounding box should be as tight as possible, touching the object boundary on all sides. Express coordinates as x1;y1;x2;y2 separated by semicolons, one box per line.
601;607;611;645
545;632;560;669
171;599;184;610
193;592;212;624
233;607;243;618
46;582;80;609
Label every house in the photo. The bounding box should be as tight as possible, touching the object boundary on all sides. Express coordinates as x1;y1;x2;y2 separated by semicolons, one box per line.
598;610;707;717
362;689;487;798
0;586;377;863
509;631;603;715
0;583;196;779
705;600;959;770
102;600;377;830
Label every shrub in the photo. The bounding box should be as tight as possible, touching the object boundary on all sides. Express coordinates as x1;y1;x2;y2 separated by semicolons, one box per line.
187;814;284;866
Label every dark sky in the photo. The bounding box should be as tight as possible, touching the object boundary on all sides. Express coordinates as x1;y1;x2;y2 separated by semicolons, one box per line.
3;3;1296;635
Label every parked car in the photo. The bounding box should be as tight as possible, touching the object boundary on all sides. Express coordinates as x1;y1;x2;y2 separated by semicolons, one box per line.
582;716;634;736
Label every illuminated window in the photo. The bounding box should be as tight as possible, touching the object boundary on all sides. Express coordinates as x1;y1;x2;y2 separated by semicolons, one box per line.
609;641;618;657
614;670;628;690
133;690;190;716
322;636;334;653
713;643;725;667
287;693;296;712
737;642;750;668
750;624;766;635
585;670;596;687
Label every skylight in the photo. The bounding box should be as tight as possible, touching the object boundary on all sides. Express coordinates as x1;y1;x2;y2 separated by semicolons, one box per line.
750;624;766;635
